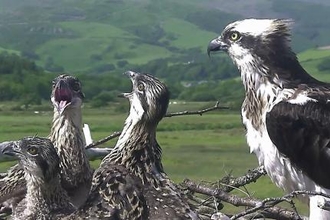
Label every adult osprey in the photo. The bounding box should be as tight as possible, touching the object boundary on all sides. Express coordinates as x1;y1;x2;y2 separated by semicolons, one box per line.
208;18;330;219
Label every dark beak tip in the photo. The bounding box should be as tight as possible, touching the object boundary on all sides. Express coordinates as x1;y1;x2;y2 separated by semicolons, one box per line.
0;142;15;156
119;92;130;98
207;37;227;55
1;148;13;156
123;71;135;78
207;49;212;57
117;93;125;98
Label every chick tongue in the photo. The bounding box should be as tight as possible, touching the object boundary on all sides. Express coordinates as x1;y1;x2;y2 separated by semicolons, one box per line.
59;100;68;110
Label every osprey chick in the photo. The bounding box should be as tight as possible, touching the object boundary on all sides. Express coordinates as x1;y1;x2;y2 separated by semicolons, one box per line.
1;137;74;220
70;71;200;219
208;18;330;219
0;74;92;211
49;74;93;207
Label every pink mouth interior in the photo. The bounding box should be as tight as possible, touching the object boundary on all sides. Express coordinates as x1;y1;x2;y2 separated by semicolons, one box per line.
55;88;72;103
54;88;72;113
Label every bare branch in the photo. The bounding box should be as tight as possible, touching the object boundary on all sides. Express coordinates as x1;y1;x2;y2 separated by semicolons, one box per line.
165;101;229;118
230;196;301;220
219;166;267;192
182;179;304;220
85;131;121;149
84;101;228;150
288;190;330;199
185;191;222;218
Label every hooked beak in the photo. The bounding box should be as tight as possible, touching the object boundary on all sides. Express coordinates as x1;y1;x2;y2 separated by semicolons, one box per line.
117;93;131;98
121;71;138;98
123;70;137;79
0;141;18;157
207;37;228;56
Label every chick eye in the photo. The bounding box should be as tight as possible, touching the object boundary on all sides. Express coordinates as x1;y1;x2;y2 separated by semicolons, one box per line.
137;83;145;91
230;31;241;41
72;82;81;91
27;147;38;156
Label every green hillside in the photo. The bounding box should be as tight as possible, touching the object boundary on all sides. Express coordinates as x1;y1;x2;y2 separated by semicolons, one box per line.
0;0;330;106
298;48;330;82
0;47;19;55
1;0;330;74
0;0;233;72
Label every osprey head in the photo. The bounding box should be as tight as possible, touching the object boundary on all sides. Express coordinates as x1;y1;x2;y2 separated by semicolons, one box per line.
1;137;60;182
51;74;84;115
208;19;294;69
121;71;169;123
207;18;319;86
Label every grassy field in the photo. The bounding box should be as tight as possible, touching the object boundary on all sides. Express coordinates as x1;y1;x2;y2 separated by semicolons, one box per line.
0;101;308;216
298;48;330;82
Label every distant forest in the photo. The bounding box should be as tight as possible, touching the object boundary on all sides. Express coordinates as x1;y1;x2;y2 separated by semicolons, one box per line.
1;0;330;110
0;51;244;109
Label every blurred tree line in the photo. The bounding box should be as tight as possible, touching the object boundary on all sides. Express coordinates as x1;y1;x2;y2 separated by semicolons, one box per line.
10;45;330;111
6;47;330;111
0;51;246;110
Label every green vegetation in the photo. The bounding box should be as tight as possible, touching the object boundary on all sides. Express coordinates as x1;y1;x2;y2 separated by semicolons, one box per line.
0;102;308;215
1;46;330;111
0;52;242;108
298;48;330;82
272;0;330;51
1;0;330;73
0;0;329;216
0;0;329;109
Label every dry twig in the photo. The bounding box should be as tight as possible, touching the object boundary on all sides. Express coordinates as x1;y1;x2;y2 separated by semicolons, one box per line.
85;131;121;149
182;178;304;220
219;166;267;192
165;101;229;117
180;167;330;220
85;101;228;149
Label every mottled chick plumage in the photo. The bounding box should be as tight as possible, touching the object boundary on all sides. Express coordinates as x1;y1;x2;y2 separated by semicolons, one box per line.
49;74;93;206
1;136;74;220
70;71;199;220
0;74;92;212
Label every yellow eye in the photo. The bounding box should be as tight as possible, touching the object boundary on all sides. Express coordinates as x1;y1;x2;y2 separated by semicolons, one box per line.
137;83;145;91
27;147;38;156
230;31;241;41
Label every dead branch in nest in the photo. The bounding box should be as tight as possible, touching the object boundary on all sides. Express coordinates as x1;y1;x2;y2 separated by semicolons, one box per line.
184;189;223;219
229;189;330;220
85;101;228;149
216;166;267;193
183;166;267;219
182;178;305;220
179;166;330;219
